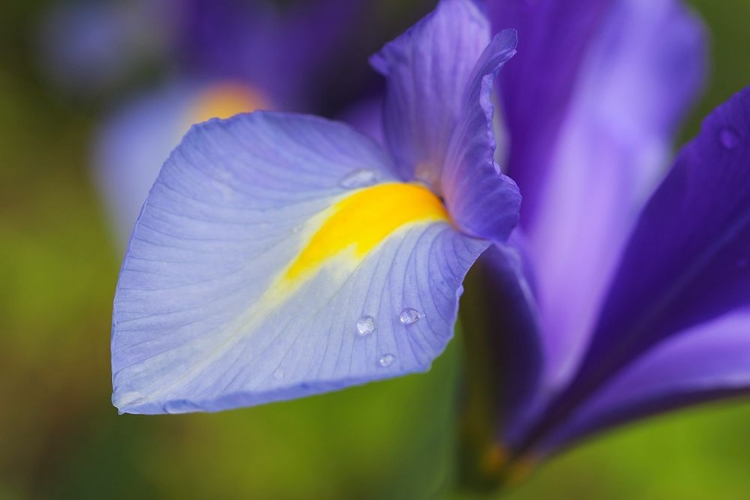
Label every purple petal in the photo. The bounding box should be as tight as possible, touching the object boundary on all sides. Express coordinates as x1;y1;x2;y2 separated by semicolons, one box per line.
112;112;487;414
370;0;491;189
489;0;613;221
575;85;750;401
523;0;707;389
545;309;750;452
442;29;521;243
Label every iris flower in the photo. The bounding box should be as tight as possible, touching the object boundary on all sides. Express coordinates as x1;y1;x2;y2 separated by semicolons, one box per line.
96;0;363;241
111;0;750;481
111;0;521;413
467;0;750;474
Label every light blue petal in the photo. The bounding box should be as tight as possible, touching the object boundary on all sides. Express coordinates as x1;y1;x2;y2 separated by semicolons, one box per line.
111;112;487;414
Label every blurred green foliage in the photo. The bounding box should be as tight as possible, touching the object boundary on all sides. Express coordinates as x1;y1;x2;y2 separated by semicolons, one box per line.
1;0;750;499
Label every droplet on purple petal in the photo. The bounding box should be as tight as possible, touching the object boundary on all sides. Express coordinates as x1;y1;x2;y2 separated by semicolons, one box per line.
399;307;424;325
356;315;376;336
378;353;395;367
339;169;379;189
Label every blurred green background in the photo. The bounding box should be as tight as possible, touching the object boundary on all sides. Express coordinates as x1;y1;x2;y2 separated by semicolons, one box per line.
2;0;750;499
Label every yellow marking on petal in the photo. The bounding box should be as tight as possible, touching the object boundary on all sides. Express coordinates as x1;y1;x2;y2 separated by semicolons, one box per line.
285;182;449;281
189;81;270;125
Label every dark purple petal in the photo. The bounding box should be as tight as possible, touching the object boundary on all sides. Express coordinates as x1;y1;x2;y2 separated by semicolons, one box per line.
574;85;750;403
488;0;613;222
544;309;750;453
370;0;491;189
522;0;707;390
442;30;521;243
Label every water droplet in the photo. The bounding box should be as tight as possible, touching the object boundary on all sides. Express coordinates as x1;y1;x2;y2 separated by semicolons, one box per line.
292;224;303;233
273;368;285;380
339;169;378;189
399;307;425;325
719;127;740;150
356;315;376;336
378;353;395;367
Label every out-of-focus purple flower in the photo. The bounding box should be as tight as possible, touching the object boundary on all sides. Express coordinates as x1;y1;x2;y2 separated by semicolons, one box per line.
110;0;521;415
94;0;371;242
472;0;750;473
173;0;365;111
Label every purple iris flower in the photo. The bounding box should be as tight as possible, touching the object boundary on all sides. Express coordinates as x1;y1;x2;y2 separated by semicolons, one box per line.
110;0;750;481
468;0;750;473
111;0;521;414
95;0;365;242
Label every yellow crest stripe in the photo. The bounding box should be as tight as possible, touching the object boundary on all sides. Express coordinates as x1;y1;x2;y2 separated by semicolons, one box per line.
285;182;448;280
